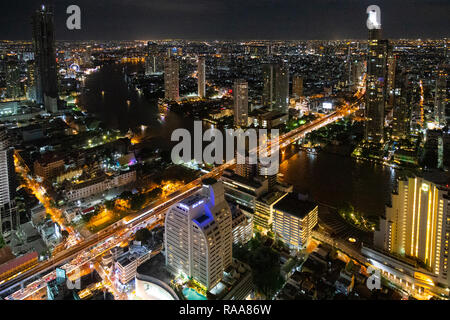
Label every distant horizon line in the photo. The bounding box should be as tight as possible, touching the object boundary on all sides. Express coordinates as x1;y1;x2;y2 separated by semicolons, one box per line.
1;37;449;42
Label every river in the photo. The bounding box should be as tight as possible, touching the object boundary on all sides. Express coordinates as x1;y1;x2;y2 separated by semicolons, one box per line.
80;63;399;218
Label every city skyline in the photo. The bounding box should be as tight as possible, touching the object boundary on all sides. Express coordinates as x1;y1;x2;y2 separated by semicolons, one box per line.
0;0;448;41
0;0;449;303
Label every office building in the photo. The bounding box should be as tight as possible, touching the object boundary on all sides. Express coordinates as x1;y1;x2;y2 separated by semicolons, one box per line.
349;59;365;91
5;60;22;99
386;53;397;107
114;242;151;285
233;79;248;127
165;179;232;290
0;129;19;242
249;108;289;129
262;63;289;114
234;156;257;181
32;4;58;112
365;174;450;295
164;57;179;101
365;27;389;143
64;170;136;201
391;65;411;141
198;56;206;98
145;42;159;75
423;130;444;169
221;168;268;213
145;55;157;76
434;66;448;127
254;191;288;233
292;75;303;100
272;195;318;250
33;152;65;181
26;60;37;101
258;160;278;190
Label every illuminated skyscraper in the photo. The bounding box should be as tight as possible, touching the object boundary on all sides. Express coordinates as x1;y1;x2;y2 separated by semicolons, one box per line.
145;42;159;75
262;63;289;114
0;128;18;243
235;156;257;180
349;59;365;91
391;64;411;141
165;179;232;290
386;52;397;107
373;175;450;290
5;60;22;99
365;28;388;143
292;75;303;100
434;65;448;127
197;56;206;98
32;4;58;113
164;57;179;101
233;79;248;127
26;60;37;101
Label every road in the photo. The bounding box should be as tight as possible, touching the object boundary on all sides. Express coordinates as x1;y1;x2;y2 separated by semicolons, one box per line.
1;94;363;299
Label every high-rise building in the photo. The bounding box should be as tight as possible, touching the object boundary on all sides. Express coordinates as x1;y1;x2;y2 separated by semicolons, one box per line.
391;64;411;141
423;129;444;169
434;65;448;127
234;156;257;180
145;55;156;76
272;195;318;250
365;28;389;143
368;174;450;293
262;63;289;114
233;79;248;127
165;179;232;290
292;75;303;100
32;4;58;113
386;53;397;107
145;42;159;75
164;57;179;101
26;60;37;101
0;129;19;242
197;56;206;98
258;161;277;190
350;59;365;91
5;60;22;99
220;168;269;214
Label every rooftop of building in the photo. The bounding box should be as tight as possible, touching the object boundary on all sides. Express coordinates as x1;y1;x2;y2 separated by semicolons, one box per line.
35;151;65;166
249;107;287;120
116;254;134;267
273;194;317;219
222;169;263;190
202;177;218;186
194;213;211;225
396;170;450;189
257;191;287;205
180;193;205;207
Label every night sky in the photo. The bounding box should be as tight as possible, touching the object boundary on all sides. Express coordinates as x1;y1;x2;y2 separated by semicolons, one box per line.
0;0;448;40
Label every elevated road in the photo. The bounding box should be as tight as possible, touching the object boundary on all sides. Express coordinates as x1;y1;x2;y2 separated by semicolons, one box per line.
1;94;363;299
